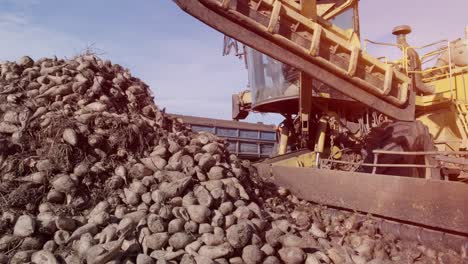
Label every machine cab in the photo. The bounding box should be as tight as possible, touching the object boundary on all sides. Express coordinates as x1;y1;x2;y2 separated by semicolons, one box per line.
242;0;361;116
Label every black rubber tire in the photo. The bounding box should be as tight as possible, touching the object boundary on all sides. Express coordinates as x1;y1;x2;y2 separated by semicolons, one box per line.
363;121;441;179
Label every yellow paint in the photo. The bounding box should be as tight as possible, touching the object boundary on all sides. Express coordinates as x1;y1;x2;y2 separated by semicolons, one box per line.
416;71;468;107
331;146;342;159
278;126;289;155
239;90;252;105
417;109;462;151
317;92;331;98
314;118;328;153
271;151;317;168
416;70;468;151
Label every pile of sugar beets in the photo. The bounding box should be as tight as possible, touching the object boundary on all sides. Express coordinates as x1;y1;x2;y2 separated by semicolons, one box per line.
0;55;463;264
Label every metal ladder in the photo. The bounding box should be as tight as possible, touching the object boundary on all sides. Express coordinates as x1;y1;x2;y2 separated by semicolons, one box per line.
174;0;416;121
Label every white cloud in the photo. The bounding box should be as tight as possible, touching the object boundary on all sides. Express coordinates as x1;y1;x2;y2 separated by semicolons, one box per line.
0;11;85;61
0;13;28;25
0;0;38;8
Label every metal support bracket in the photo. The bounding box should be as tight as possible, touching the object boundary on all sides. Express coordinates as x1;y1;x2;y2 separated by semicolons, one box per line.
300;0;317;20
309;23;322;56
347;46;360;76
268;1;282;33
221;0;231;8
272;165;468;235
383;64;394;95
299;72;313;148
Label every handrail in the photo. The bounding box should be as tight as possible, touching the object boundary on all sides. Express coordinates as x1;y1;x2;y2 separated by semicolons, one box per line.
363;39;402;53
421;47;447;64
363;39;451;81
370;148;465;179
373;149;468;155
403;40;455;98
321;158;437;168
403;39;448;73
448;40;454;99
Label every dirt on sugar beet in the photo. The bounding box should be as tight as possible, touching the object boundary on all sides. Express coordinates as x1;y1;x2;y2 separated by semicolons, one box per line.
0;55;464;264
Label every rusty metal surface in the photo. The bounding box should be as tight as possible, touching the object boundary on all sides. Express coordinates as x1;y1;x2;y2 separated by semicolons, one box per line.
252;95;299;114
272;166;468;235
172;0;416;121
321;158;438;168
436;155;468;166
260;149;312;164
169;113;275;131
324;207;468;254
253;150;313;181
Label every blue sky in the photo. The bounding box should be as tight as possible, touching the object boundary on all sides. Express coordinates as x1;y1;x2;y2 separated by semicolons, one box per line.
0;0;466;125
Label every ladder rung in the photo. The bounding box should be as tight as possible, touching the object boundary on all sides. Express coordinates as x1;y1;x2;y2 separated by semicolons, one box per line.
383;64;394;96
268;1;282;33
347;46;360;76
309;23;322;56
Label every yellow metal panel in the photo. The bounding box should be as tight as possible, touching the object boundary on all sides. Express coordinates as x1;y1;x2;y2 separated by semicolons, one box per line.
278;126;289;155
271;151;317;168
268;1;282;33
322;0;355;20
416;72;468;107
240;90;252;104
300;0;317;20
317;3;335;16
221;0;230;8
417;109;462;151
417;70;468;150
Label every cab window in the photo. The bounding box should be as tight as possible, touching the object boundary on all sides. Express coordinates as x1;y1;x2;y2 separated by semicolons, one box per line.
328;8;355;31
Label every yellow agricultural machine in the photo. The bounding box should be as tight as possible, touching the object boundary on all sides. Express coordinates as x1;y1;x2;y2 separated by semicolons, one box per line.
173;0;468;250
